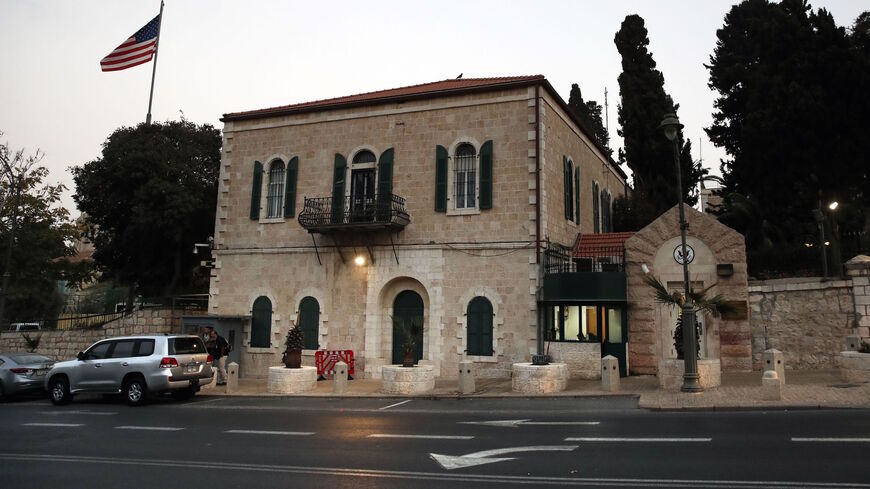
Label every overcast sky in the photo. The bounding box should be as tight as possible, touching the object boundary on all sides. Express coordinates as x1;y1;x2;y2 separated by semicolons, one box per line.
1;0;865;216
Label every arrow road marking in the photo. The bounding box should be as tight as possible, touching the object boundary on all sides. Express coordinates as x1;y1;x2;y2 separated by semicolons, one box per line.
430;445;578;470
459;419;599;428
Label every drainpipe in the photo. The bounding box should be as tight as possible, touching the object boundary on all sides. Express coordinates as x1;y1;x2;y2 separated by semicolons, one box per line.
535;84;544;357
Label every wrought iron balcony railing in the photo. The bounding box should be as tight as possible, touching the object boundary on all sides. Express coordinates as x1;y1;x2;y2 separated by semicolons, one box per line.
543;241;625;274
298;193;410;233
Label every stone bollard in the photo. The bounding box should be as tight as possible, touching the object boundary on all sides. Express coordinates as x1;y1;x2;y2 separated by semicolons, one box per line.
761;370;782;400
763;349;785;384
458;360;474;394
333;361;348;394
226;362;239;393
844;335;861;352
601;355;620;392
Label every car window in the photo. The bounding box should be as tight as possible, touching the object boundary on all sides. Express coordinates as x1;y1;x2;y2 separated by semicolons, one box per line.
7;354;52;364
170;337;206;354
110;340;136;359
135;339;155;357
85;342;112;360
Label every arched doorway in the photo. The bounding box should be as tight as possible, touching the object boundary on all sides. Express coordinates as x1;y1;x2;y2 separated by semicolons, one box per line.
392;290;424;365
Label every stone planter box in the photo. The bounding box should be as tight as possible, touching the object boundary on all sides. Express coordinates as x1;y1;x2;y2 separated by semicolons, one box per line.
381;365;435;395
267;366;317;394
511;362;568;394
838;351;870;383
659;358;721;390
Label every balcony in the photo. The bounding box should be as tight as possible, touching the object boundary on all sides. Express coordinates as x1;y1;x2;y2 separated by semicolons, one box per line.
542;237;629;302
298;194;410;234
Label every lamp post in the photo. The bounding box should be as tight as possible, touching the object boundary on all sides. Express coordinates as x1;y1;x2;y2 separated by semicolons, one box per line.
812;204;828;279
659;113;702;393
828;201;842;278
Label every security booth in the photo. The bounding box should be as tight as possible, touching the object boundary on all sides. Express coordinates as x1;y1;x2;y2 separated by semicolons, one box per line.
181;314;247;371
541;234;630;377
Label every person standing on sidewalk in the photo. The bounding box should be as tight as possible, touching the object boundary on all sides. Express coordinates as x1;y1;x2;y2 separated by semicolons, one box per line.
206;328;229;386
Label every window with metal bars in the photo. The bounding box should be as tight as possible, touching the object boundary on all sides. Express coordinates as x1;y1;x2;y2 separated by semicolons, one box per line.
454;143;477;209
266;160;285;218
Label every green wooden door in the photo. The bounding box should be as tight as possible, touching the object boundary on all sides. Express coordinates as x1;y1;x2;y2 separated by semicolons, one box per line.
466;297;493;356
298;297;319;350
391;290;424;365
251;296;272;348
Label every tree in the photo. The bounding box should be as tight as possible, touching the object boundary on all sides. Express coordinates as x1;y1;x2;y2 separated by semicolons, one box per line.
0;132;88;324
567;84;612;157
614;14;706;228
706;0;869;245
72;120;221;298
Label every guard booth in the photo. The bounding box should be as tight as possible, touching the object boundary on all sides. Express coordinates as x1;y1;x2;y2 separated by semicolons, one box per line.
181;314;248;372
540;234;631;376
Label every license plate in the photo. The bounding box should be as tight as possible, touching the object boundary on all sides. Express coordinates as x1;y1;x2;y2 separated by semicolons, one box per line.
36;369;49;376
185;364;198;373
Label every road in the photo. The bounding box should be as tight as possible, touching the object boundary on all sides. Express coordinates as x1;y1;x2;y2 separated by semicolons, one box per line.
2;394;870;488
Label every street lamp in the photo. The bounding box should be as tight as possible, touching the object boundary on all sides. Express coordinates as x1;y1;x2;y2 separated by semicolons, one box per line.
659;113;702;393
828;201;842;277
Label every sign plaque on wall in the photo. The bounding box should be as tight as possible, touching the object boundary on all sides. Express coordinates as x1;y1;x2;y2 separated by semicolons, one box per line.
673;244;695;265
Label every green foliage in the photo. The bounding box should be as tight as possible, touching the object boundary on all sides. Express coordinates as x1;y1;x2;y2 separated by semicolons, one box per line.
614;14;706;221
72;120;221;297
642;274;735;318
21;332;41;352
612;190;660;232
392;315;422;355
706;1;870;247
284;322;304;351
567;84;612;157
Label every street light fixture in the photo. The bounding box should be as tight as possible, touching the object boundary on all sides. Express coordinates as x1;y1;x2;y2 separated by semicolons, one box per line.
659;113;702;393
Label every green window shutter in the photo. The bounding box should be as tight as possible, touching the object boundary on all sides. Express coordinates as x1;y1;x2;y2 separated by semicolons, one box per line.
377;148;394;221
283;156;298;218
467;297;494;356
435;145;448;212
331;154;347;224
563;156;570;220
593;182;600;233
574;167;581;225
479;140;493;210
250;161;263;220
251;296;272;348
299;296;319;350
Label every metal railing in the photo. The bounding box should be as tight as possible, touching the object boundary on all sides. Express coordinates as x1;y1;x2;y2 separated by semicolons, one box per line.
543;241;625;274
298;193;409;230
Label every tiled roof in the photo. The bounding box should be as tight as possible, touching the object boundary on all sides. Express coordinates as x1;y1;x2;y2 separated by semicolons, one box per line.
573;232;635;255
222;75;545;121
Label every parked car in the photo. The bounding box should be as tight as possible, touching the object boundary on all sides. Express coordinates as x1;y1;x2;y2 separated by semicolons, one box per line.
0;353;54;400
8;323;40;332
45;335;214;406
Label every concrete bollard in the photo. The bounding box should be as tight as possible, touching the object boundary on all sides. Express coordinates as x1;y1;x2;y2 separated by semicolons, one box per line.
844;335;861;352
763;349;785;384
226;362;239;393
458;360;475;394
333;361;348;394
601;355;620;392
761;369;782;400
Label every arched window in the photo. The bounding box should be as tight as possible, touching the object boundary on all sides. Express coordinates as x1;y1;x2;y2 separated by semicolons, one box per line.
467;297;493;356
454;143;477;209
266;160;285;218
251;296;272;348
298;297;320;350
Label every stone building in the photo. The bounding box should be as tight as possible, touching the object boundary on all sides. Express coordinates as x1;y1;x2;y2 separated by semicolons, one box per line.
208;76;627;379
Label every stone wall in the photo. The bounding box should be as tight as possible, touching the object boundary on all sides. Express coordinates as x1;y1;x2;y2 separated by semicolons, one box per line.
0;308;179;361
749;278;854;369
546;341;601;379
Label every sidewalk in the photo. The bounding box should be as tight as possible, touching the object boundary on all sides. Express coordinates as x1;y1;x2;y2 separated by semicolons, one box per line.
199;369;870;410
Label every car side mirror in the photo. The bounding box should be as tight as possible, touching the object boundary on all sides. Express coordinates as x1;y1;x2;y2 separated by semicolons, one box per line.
76;351;85;361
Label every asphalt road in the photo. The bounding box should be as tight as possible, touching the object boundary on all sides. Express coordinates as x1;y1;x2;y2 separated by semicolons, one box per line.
2;393;870;488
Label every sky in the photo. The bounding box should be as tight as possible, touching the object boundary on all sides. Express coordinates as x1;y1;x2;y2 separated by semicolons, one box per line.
1;0;866;216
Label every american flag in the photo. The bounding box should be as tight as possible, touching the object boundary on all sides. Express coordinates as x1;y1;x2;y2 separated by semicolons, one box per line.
100;15;161;72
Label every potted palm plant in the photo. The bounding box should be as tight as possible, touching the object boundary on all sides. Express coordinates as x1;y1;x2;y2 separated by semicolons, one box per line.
282;322;304;368
643;275;734;359
392;316;422;367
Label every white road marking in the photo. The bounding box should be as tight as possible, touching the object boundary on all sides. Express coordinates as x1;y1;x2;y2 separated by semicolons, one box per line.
40;410;118;416
379;399;412;410
368;434;473;440
114;426;184;431
460;419;600;428
565;437;711;442
792;438;870;443
23;423;83;427
225;430;315;436
430;445;578;470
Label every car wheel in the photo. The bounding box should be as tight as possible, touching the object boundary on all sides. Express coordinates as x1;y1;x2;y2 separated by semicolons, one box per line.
123;376;147;406
171;387;194;402
49;376;73;405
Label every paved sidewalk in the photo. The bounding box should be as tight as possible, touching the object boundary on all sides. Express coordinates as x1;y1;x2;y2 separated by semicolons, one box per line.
198;369;870;410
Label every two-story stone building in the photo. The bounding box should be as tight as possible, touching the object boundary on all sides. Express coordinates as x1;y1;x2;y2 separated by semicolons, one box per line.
208;75;628;380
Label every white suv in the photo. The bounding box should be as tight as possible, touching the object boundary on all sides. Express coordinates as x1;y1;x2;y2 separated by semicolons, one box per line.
46;334;214;406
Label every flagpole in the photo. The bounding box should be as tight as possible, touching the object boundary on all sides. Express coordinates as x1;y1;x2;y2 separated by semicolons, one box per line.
145;0;165;125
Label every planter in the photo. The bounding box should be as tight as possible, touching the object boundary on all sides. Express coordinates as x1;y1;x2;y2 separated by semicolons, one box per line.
282;349;302;368
511;362;568;394
381;365;434;395
267;366;317;394
659;358;721;390
838;351;870;383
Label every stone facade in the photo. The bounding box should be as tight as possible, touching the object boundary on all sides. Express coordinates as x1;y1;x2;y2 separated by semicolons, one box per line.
212;78;625;380
545;341;601;379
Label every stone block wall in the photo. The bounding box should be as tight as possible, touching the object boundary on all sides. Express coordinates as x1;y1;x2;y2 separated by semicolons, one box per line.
546;341;601;379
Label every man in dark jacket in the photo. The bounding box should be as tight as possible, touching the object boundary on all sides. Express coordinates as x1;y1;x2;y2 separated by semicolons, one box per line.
207;328;229;385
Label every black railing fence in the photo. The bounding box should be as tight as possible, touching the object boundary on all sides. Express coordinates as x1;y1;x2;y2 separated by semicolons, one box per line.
298;193;409;229
543;241;626;274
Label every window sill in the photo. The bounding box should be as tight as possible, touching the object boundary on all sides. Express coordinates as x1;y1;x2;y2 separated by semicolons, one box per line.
259;217;285;224
466;354;497;363
246;346;277;353
447;207;481;217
